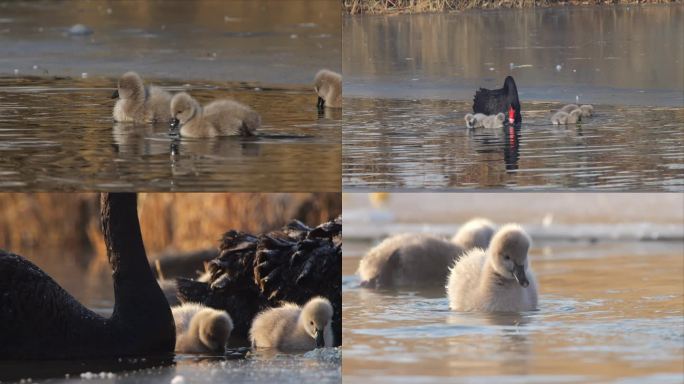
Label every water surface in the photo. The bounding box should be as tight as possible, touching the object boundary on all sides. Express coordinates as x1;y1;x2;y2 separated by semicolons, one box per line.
0;77;341;191
343;99;683;190
343;241;684;383
0;0;341;191
342;5;684;191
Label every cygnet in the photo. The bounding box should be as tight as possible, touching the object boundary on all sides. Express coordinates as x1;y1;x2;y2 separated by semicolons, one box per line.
249;297;334;350
465;113;505;128
112;71;171;123
172;303;233;354
559;104;579;113
579;104;594;117
551;109;582;125
170;92;260;137
358;233;464;288
314;69;342;109
451;218;496;251
447;224;538;312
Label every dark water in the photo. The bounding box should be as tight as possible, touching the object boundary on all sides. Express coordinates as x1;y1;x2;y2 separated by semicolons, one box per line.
0;77;341;191
343;99;683;190
343;241;684;383
342;5;684;191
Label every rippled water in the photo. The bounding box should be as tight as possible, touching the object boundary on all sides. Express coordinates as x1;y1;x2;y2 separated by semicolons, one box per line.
0;77;341;191
343;99;683;190
343;241;684;383
0;0;341;191
342;5;684;191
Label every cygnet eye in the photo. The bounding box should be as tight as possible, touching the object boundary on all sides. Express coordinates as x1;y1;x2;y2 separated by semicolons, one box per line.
176;110;182;114
504;255;510;260
310;321;314;326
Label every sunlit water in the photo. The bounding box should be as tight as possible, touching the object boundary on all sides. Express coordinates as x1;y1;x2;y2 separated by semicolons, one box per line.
0;77;341;191
0;0;341;191
343;240;684;383
343;99;683;190
342;5;684;191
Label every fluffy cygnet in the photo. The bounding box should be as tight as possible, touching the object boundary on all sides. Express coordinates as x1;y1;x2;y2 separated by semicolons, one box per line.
112;71;171;123
451;218;496;251
172;303;233;354
465;113;505;128
559;104;579;113
465;113;486;128
249;297;334;350
314;69;342;109
551;109;582;125
170;92;260;138
579;104;594;117
358;234;464;288
447;224;538;312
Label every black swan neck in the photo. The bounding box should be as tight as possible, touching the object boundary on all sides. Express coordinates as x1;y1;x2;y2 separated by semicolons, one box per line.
100;193;175;351
101;193;148;283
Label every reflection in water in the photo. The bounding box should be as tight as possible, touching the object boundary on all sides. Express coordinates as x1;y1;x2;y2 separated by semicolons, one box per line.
0;78;341;191
343;5;683;106
343;241;684;382
343;98;684;190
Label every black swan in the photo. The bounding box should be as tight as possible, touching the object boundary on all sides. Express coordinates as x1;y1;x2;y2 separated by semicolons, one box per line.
473;76;522;124
0;193;175;359
176;216;342;346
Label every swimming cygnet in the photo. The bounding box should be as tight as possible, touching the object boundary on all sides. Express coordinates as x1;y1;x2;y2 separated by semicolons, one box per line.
464;113;486;128
559;103;579;113
579;104;594;117
314;69;342;109
358;233;464;288
465;113;505;128
112;71;172;123
451;218;496;251
551;109;582;125
170;92;260;138
447;224;538;312
172;303;233;354
249;297;334;350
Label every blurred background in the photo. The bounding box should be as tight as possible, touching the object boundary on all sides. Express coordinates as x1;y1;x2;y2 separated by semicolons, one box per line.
0;192;341;306
0;0;341;84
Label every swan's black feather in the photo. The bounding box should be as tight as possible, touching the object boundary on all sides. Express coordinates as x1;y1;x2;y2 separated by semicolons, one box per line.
472;76;522;123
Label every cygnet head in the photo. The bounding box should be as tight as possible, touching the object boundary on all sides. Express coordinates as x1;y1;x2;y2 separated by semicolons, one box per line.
113;71;144;100
464;113;475;128
495;113;506;124
170;92;200;129
198;309;233;353
300;297;333;348
569;109;583;123
488;224;532;287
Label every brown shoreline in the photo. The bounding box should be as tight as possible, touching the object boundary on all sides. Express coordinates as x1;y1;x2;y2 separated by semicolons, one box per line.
343;0;680;15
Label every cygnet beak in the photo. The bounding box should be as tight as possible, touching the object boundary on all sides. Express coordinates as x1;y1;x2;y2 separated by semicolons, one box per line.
512;264;529;288
314;328;325;348
317;96;325;110
111;90;119;99
170;118;180;130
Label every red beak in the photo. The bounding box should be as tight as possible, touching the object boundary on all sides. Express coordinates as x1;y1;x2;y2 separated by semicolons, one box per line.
508;106;515;124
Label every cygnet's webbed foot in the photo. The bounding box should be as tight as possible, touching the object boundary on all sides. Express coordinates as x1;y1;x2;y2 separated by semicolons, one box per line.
111;90;119;99
317;96;325;111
